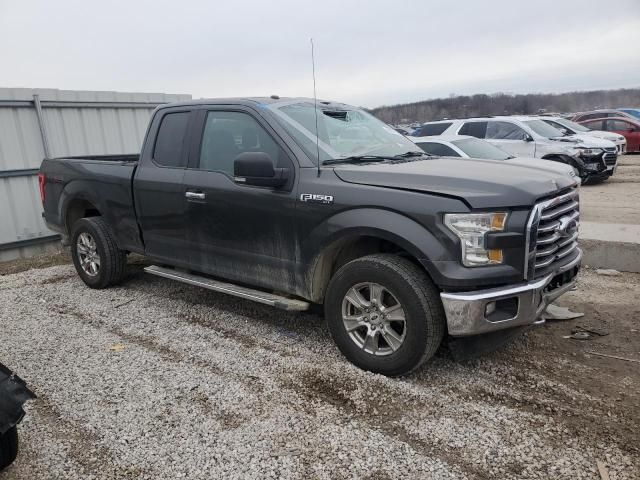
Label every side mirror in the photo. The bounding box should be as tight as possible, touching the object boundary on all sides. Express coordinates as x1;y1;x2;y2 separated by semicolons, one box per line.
234;152;289;188
524;134;534;142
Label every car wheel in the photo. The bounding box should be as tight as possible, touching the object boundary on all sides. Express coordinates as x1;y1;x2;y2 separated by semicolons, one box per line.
0;426;18;471
325;254;445;377
70;217;127;289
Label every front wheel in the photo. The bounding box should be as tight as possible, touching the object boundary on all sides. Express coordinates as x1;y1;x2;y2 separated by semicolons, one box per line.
325;254;445;377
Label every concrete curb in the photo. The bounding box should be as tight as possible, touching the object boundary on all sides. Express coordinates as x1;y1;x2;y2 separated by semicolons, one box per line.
580;238;640;273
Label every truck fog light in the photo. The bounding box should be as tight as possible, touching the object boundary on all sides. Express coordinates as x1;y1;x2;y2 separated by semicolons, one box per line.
485;301;497;317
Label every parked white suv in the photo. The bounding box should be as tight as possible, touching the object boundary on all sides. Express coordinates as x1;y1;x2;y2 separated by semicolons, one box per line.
539;116;626;155
421;116;617;183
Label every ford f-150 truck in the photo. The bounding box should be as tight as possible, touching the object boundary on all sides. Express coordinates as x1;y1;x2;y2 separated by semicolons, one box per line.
40;97;582;376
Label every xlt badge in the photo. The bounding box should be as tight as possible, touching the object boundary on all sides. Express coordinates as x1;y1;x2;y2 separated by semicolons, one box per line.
300;193;334;204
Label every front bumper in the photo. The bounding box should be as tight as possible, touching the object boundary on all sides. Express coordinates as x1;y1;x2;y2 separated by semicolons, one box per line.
441;249;581;336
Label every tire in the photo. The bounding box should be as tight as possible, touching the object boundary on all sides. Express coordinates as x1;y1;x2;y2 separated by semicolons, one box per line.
325;254;445;377
0;426;18;471
70;217;127;289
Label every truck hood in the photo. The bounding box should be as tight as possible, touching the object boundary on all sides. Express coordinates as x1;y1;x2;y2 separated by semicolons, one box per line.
332;158;577;209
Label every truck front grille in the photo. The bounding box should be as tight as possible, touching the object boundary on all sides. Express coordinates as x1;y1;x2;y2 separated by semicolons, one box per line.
525;188;580;279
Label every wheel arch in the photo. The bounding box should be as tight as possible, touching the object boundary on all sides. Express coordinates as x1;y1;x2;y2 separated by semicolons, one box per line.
302;208;447;303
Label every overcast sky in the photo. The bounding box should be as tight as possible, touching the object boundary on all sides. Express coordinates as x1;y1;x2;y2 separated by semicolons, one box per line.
1;0;639;108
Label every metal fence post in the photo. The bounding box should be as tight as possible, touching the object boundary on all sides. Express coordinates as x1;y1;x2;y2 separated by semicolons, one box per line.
32;94;52;159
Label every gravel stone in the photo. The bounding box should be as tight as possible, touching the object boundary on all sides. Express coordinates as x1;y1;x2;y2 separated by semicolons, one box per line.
0;263;638;479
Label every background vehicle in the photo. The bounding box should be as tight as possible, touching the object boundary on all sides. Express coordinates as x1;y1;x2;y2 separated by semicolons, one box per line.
40;97;581;376
540;116;626;155
0;363;35;472
578;117;640;152
419;116;615;183
571;109;635;123
411;121;454;137
411;135;579;181
392;126;412;135
617;108;640;120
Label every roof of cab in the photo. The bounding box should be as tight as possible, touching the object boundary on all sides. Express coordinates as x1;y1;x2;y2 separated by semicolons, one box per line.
155;96;356;110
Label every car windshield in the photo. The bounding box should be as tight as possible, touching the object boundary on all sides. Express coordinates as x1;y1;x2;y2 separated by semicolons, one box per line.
266;100;420;164
524;119;565;138
553;117;590;132
452;137;513;160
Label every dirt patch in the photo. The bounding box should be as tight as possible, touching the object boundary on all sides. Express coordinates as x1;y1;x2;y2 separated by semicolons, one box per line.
0;251;70;276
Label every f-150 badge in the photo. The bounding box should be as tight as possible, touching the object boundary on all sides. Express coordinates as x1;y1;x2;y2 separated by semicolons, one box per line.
300;193;334;204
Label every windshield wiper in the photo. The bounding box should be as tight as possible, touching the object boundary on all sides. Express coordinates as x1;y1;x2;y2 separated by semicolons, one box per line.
322;151;430;166
395;150;429;157
322;155;394;166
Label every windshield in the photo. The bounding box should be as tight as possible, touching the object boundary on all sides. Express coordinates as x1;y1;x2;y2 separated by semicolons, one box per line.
452;138;513;160
524;119;565;138
553;117;590;132
266;101;420;164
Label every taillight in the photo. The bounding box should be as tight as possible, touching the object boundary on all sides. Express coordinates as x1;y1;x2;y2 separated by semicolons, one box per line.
38;173;46;203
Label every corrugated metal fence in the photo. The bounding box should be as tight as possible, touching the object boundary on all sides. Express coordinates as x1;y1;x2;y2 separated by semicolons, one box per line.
0;88;191;261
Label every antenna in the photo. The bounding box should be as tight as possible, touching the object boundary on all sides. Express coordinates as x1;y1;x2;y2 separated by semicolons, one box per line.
311;38;321;176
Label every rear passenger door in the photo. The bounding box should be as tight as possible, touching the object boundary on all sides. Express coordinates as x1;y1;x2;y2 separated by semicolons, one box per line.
134;108;193;265
182;106;299;292
607;119;640;151
484;121;535;158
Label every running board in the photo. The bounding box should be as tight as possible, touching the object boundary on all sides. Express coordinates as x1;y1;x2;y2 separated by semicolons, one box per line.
144;265;310;312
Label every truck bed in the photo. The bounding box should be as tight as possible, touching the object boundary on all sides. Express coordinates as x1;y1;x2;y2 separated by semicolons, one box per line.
40;154;143;253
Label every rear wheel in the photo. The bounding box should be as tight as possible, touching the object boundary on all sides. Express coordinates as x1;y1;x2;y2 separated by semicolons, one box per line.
0;426;18;471
325;254;445;377
70;217;127;289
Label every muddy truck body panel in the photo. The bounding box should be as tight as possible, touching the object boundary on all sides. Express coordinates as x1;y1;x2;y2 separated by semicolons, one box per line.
39;97;582;375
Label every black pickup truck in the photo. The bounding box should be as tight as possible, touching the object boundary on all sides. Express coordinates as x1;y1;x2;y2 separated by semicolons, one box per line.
40;97;581;376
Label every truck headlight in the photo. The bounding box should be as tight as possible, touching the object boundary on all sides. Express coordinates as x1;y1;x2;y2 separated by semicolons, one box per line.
444;212;508;267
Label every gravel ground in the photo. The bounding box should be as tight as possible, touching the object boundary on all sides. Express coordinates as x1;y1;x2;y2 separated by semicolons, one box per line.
0;260;638;480
580;154;640;224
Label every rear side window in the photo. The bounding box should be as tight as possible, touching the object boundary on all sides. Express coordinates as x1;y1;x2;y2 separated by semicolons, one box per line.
416;142;460;157
486;121;528;140
415;122;452;136
153;112;190;167
458;121;487;138
582;119;604;130
607;120;631;131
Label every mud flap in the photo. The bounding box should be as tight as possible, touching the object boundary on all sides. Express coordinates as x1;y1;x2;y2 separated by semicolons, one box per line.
447;326;531;362
0;363;36;435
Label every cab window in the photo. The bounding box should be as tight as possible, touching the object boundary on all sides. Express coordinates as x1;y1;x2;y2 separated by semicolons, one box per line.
153;111;190;167
198;111;290;175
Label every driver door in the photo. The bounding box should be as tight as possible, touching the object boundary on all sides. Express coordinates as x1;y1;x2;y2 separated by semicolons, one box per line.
182;106;299;293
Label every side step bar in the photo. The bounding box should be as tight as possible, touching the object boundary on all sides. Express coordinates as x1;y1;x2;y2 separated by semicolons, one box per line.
144;265;310;312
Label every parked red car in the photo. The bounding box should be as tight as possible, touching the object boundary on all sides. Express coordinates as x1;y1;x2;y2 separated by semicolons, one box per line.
571;109;634;123
577;117;640;152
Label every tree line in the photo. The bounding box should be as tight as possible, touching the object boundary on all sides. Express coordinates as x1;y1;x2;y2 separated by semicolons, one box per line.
368;88;640;125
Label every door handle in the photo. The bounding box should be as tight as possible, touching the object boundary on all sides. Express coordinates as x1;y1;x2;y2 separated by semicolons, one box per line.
185;191;206;200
